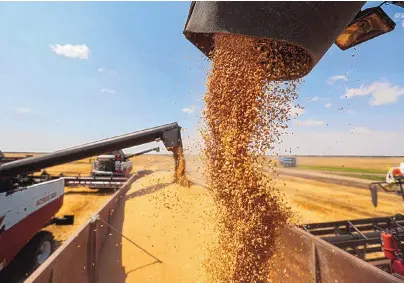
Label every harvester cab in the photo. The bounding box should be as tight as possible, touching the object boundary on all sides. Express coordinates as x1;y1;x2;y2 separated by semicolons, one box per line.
92;149;133;178
91;147;160;178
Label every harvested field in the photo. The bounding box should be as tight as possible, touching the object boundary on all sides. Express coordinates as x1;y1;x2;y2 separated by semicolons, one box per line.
4;152;404;282
5;152;403;282
295;156;403;171
4;153;402;228
270;156;403;183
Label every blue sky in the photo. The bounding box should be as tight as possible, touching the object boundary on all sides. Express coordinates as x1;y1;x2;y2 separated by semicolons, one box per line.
0;2;403;155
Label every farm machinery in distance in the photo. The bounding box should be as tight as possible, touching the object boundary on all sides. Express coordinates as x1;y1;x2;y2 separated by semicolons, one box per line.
0;122;185;280
369;163;404;207
302;163;404;279
61;146;160;189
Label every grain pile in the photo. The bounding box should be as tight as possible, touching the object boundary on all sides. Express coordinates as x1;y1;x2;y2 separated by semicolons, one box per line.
201;34;310;283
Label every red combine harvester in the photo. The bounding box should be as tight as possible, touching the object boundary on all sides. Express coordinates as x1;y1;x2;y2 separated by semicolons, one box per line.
61;147;160;189
370;163;404;207
0;122;184;280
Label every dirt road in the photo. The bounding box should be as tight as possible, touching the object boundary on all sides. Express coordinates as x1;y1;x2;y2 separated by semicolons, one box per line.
275;167;372;189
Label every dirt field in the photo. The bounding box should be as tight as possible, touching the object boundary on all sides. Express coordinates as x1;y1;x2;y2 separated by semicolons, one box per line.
295;156;403;171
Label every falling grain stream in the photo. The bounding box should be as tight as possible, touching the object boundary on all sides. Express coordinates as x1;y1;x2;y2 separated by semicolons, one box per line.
201;34;311;283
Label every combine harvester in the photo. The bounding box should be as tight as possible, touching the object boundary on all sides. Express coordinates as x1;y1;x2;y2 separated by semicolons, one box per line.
369;162;404;207
62;147;160;189
24;1;404;283
0;123;184;280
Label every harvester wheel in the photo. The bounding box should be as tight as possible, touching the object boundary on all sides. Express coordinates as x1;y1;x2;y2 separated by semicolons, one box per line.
21;231;56;274
0;231;56;282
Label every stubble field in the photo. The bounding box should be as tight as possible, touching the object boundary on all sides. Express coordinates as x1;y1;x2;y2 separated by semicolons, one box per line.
4;153;404;282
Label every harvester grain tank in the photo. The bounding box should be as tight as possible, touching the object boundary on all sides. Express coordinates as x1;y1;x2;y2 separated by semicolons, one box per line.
0;122;185;279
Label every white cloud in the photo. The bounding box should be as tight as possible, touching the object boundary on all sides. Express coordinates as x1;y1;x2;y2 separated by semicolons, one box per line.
297;119;324;127
16;107;30;114
98;67;119;76
351;127;371;134
277;127;404;155
50;44;90;60
394;13;404;28
312;96;319;102
290;104;305;116
182;105;195;114
342;80;404;106
100;88;116;94
325;103;332;108
327;75;348;85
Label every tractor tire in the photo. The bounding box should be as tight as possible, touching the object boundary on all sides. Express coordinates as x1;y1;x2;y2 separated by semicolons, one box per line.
20;231;56;275
0;231;55;282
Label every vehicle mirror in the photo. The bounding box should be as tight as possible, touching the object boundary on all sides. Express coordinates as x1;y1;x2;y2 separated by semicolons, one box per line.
335;6;395;50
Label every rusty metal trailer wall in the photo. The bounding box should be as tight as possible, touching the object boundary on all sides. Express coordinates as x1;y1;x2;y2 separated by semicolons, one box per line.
25;174;137;283
269;227;402;283
26;174;402;283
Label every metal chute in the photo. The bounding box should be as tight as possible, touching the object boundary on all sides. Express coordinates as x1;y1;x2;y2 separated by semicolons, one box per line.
183;2;365;80
0;123;185;191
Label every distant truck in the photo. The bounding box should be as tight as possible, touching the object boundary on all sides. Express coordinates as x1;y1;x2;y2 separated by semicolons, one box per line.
278;156;296;167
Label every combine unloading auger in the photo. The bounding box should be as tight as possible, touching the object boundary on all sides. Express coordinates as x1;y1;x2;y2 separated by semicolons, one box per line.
0;122;187;276
124;147;160;159
0;122;187;191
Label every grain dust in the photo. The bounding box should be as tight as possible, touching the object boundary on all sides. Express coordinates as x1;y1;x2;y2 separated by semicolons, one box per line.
201;33;310;283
